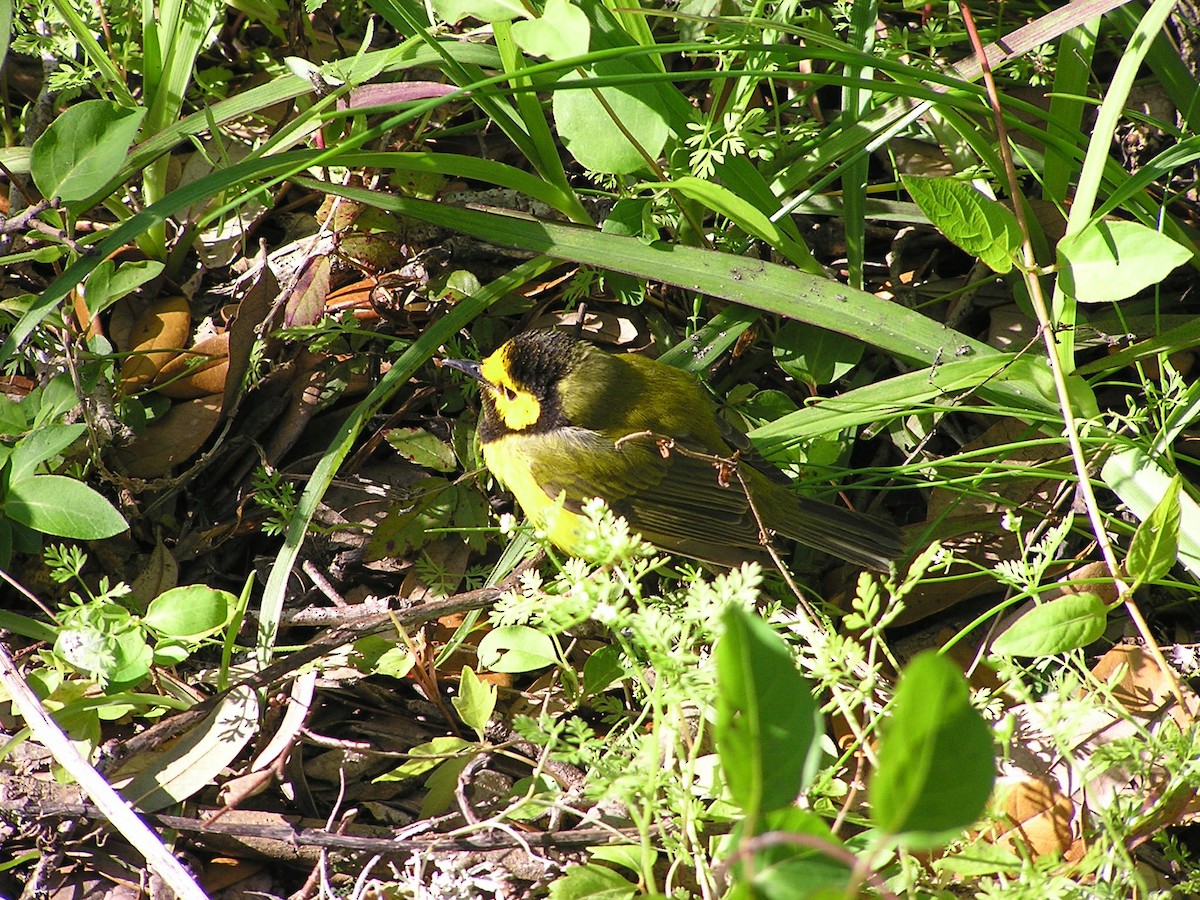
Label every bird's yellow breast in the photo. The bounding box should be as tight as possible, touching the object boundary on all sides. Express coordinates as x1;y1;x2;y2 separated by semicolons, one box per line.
481;432;592;555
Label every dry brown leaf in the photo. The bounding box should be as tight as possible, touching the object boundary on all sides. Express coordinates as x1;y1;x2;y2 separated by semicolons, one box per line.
986;775;1076;859
154;332;230;399
114;685;259;812
113;395;222;478
127;537;179;608
119;296;191;391
1091;644;1199;728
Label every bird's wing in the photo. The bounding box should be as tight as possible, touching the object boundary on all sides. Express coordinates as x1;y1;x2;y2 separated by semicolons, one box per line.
530;429;767;563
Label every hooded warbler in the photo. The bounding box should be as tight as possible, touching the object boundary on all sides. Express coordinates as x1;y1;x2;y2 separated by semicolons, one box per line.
443;329;902;571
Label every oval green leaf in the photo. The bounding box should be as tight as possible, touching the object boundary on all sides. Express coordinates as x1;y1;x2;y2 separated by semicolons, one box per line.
553;61;669;175
477;625;558;673
30;100;146;207
432;0;526;22
773;320;863;387
902;175;1020;274
1127;474;1181;585
869;651;994;843
511;0;590;59
715;605;823;815
991;592;1108;657
143;585;235;639
1057;220;1192;304
5;474;128;539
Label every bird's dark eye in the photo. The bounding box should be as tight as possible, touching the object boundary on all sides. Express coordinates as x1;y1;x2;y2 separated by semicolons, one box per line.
502;385;517;400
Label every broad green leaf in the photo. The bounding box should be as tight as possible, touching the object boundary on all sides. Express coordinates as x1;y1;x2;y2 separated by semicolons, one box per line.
106;628;155;687
902;175;1021;274
582;644;627;697
54;627;118;683
991;593;1108;657
1057;220;1193;304
452;665;497;736
552;61;669;175
153;639;191;666
368;477;459;558
547;864;636;900
83;259;165;318
1127;474;1181;585
30;101;146;208
478;625;558;673
5;474;128;539
386;427;458;472
870;652;994;843
143;585;235;639
715;605;822;817
420;754;477;816
773;320;863;387
732;808;852;899
8;422;86;483
432;0;526;23
511;0;590;59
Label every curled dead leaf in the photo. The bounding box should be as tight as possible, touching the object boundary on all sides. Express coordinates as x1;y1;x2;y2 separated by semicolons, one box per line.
154;332;230;399
119;296;191;391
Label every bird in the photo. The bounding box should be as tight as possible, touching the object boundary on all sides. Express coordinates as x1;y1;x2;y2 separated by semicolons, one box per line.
441;328;903;571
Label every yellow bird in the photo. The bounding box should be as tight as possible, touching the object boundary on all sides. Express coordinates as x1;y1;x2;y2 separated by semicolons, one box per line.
443;329;902;571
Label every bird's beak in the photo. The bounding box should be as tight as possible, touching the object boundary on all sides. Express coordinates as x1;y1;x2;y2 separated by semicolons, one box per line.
438;357;487;384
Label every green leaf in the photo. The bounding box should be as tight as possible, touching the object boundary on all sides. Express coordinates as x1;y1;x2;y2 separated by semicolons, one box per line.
715;606;823;818
1103;447;1200;580
432;0;526;23
8;422;86;483
375;736;474;783
991;593;1108;657
386;427;458;472
773;320;864;388
510;0;590;59
453;665;497;737
902;175;1021;274
582;644;627;697
152;639;191;666
30;101;146;208
5;474;128;539
477;625;558;673
107;628;155;687
552;61;670;175
732;808;852;899
420;754;476;816
869;652;994;844
83;259;165;318
1127;475;1182;584
1057;219;1193;304
143;585;235;639
547;864;636;900
54;626;118;682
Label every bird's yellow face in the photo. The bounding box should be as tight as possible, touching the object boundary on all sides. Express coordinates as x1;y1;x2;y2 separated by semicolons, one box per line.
479;342;542;432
